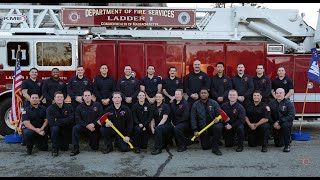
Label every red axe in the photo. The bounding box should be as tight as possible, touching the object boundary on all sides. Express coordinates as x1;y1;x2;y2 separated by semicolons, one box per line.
99;112;134;149
191;109;229;141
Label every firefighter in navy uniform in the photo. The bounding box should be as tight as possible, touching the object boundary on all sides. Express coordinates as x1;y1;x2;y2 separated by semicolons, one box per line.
269;88;295;152
245;90;270;152
184;60;210;107
70;90;104;156
132;91;154;153
22;93;48;155
170;89;191;152
150;92;174;155
117;65;140;109
162;66;183;104
253;65;272;104
221;89;246;152
271;67;294;100
46;91;75;156
67;65;93;109
99;92;133;154
231;63;254;109
42;68;67;107
22;68;43;108
93;64;116;109
140;65;162;105
210;62;232;105
190;88;223;155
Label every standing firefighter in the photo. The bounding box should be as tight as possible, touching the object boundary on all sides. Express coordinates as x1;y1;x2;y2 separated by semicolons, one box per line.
93;64;117;109
210;62;232;105
117;65;140;108
42;68;67;107
162;66;183;104
67;66;93;109
140;65;162;105
185;60;210;107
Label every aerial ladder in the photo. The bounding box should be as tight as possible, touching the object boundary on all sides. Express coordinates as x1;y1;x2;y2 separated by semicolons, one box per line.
0;5;319;52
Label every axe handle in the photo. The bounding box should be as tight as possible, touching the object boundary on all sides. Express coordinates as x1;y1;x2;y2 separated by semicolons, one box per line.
105;119;134;149
191;115;222;141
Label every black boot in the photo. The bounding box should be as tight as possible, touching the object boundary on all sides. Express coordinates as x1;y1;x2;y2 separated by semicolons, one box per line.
135;148;141;154
26;145;32;155
52;148;59;156
102;145;113;154
151;148;162;155
70;145;80;156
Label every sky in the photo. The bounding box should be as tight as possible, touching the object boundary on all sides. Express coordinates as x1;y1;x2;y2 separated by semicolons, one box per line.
167;3;320;29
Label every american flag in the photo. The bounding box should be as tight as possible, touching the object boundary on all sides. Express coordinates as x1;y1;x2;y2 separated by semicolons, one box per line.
10;47;23;135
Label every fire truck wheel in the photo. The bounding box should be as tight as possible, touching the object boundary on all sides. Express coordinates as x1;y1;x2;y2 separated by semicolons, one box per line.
0;98;15;136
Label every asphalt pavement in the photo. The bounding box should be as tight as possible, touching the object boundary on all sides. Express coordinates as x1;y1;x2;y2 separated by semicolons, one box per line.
0;121;319;177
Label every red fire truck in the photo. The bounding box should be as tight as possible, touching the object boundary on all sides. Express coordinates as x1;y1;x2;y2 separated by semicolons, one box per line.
0;5;319;136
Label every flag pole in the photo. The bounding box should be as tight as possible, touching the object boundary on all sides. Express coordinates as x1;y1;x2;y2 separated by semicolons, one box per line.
299;79;309;132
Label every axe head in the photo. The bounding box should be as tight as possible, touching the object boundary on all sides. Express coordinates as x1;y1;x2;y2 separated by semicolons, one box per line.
218;109;229;122
99;112;110;125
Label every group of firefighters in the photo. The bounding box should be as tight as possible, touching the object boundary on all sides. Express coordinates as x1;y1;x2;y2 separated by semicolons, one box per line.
21;60;295;156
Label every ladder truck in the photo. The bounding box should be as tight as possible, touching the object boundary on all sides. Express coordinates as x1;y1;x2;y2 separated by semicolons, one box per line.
0;4;319;136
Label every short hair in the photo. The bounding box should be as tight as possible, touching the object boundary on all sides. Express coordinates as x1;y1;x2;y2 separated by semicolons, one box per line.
256;64;264;68
77;65;84;69
237;63;245;67
30;68;38;72
199;87;209;93
83;90;92;95
175;89;184;94
112;91;122;97
147;65;155;69
169;66;176;71
100;64;107;68
52;68;59;71
253;90;262;95
54;91;64;98
228;89;238;95
216;62;224;67
278;66;285;70
138;91;146;96
30;93;39;97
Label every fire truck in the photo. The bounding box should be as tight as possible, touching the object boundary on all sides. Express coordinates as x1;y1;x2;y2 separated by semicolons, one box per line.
0;5;319;136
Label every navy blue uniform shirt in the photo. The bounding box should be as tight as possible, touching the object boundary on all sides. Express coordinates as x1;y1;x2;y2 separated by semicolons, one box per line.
46;103;74;127
140;76;162;98
67;76;92;101
221;102;246;128
93;75;116;102
22;105;47;128
232;74;254;100
162;76;183;97
42;77;67;104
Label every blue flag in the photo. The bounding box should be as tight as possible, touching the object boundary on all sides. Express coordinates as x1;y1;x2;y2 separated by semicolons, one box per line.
307;48;320;84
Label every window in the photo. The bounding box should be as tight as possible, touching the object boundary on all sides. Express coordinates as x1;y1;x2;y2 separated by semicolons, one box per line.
7;42;30;67
36;42;72;66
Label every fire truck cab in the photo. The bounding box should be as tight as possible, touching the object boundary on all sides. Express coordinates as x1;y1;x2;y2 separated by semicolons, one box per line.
0;5;319;136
